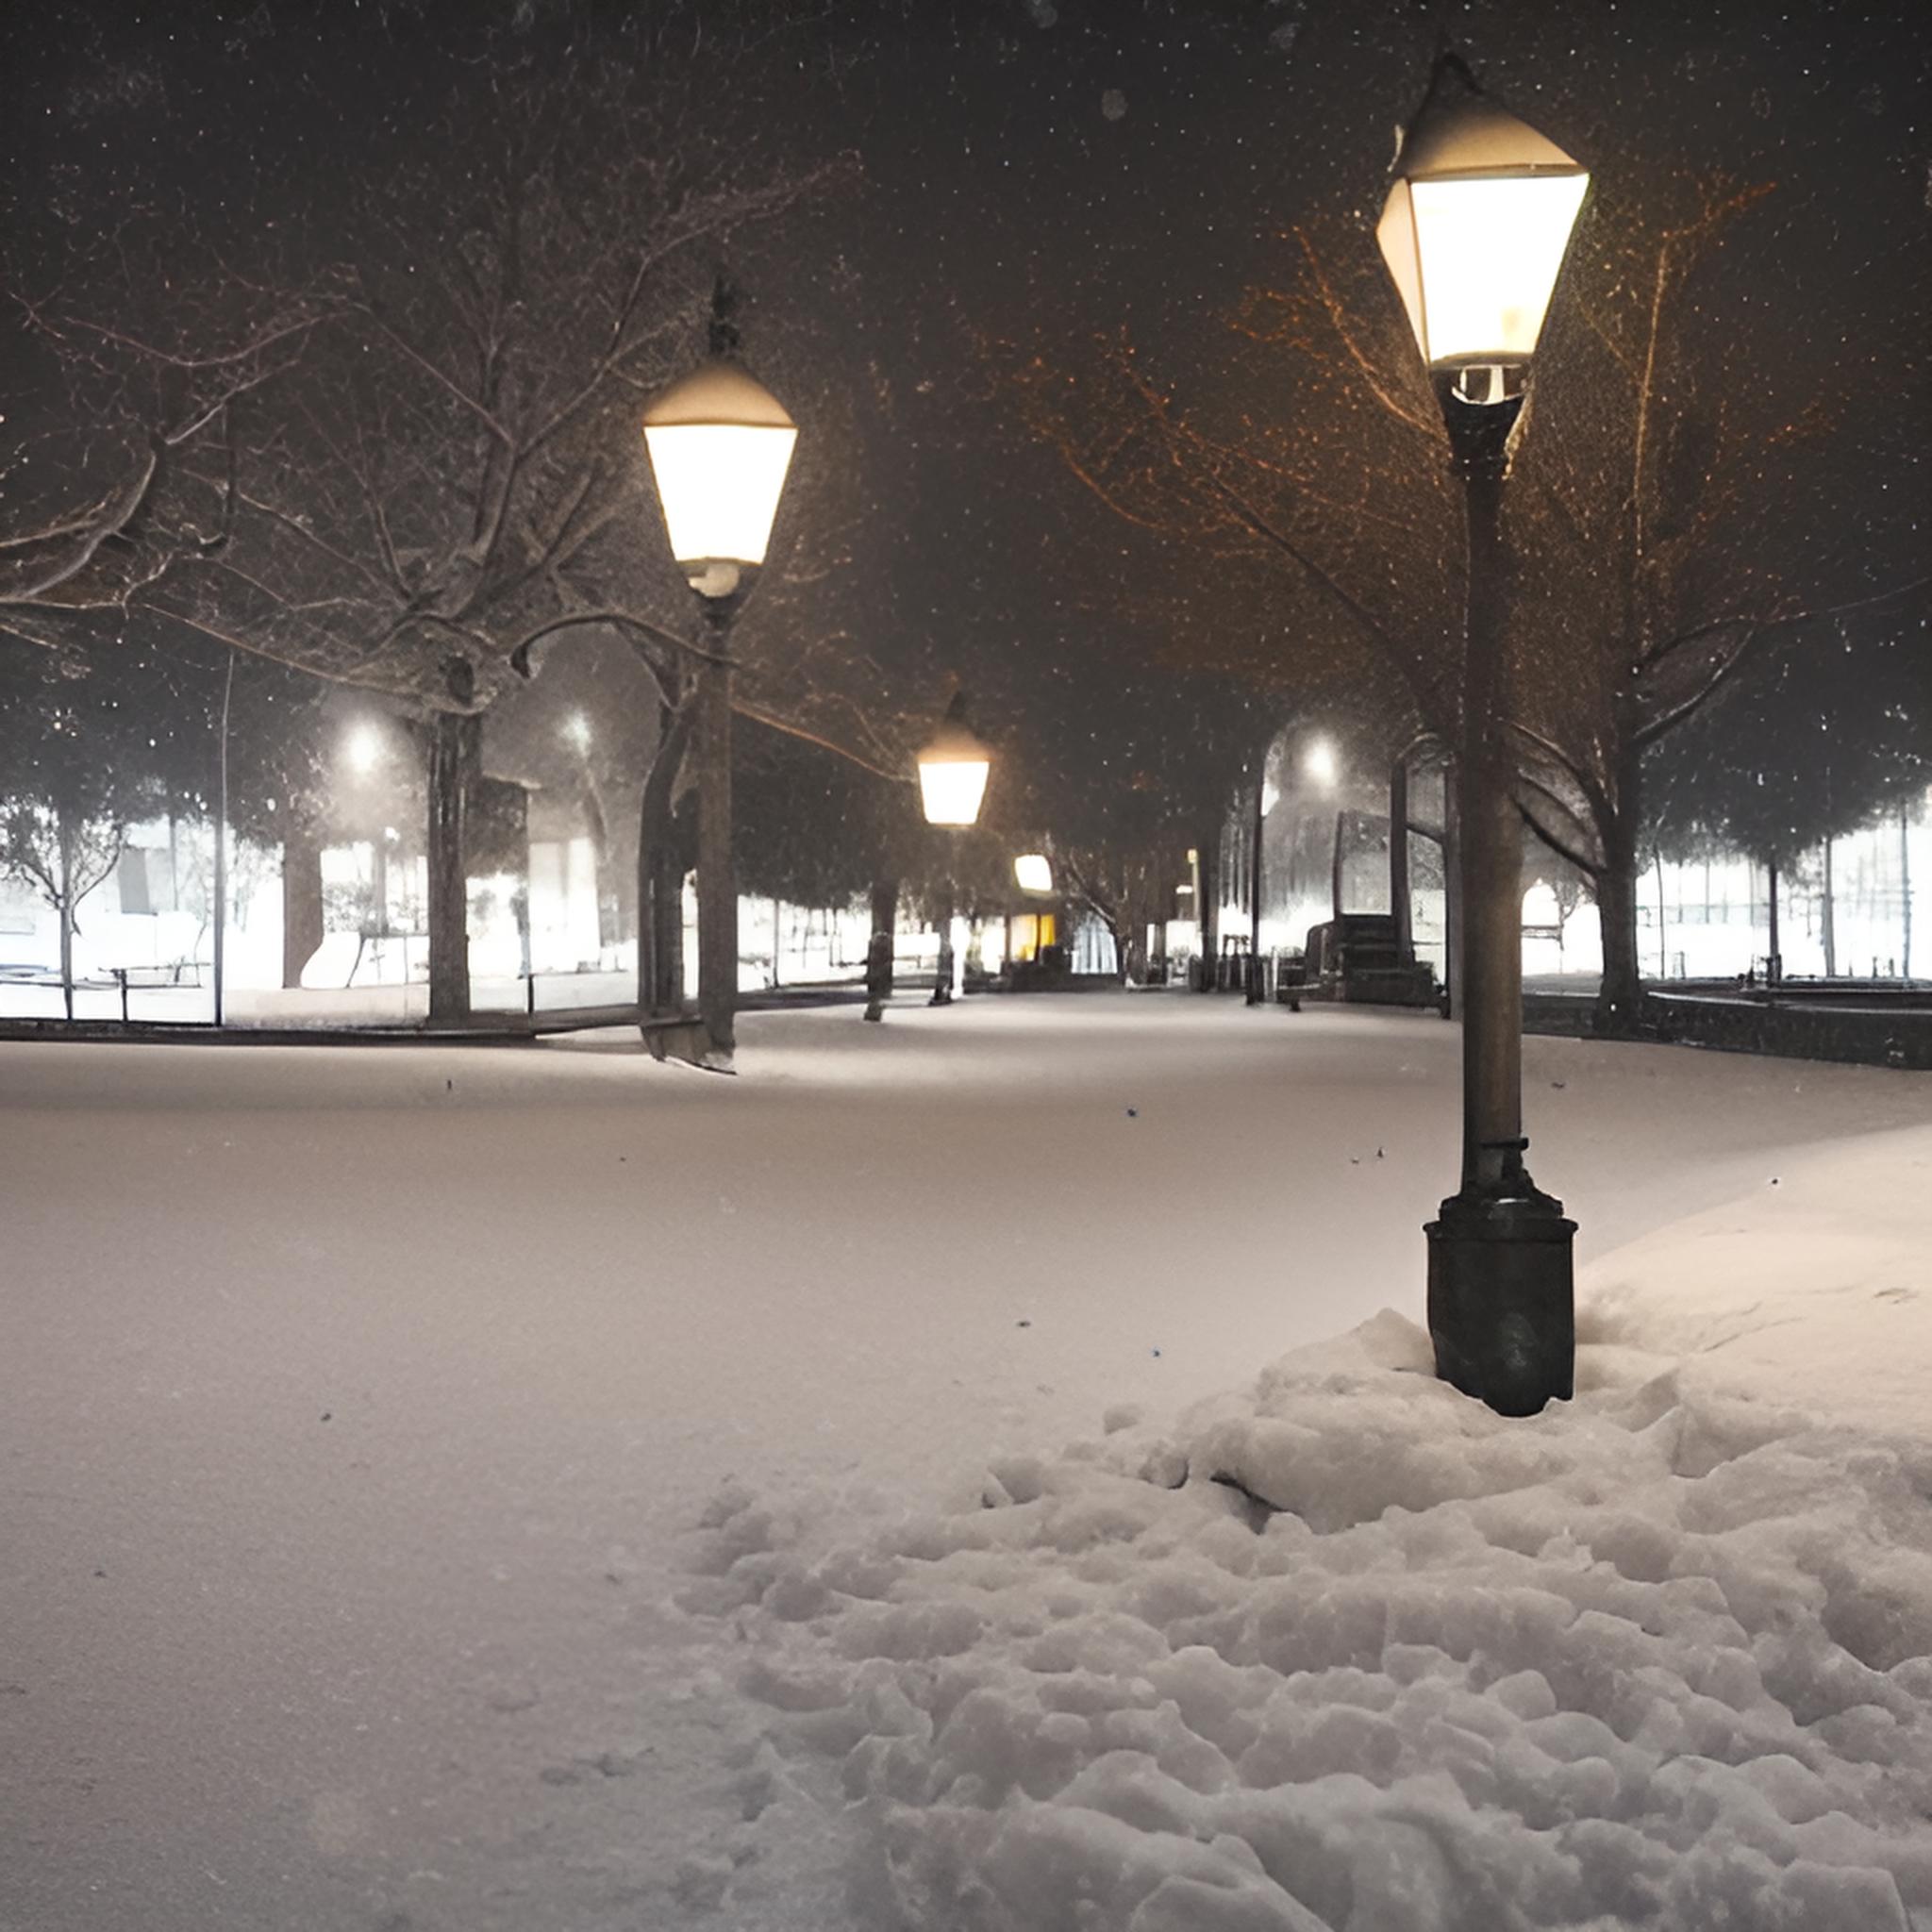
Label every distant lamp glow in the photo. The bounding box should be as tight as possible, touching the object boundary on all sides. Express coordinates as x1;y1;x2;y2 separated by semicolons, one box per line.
642;359;798;596
1014;853;1053;893
917;693;992;827
344;723;383;776
1375;60;1589;403
563;712;591;752
1304;738;1339;790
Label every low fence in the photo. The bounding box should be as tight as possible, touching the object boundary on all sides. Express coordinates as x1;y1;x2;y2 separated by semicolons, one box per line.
1521;986;1932;1071
1641;991;1932;1072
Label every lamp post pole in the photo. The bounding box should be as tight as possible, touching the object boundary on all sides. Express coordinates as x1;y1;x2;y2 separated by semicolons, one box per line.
694;595;741;1057
1245;766;1267;1006
915;692;992;1002
1375;53;1588;1415
1421;387;1574;1408
640;281;798;1068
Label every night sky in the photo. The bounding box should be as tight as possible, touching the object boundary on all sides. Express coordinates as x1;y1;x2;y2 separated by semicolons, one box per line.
3;0;1928;838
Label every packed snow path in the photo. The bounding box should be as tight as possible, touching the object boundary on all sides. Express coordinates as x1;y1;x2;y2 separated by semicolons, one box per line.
2;996;1927;1929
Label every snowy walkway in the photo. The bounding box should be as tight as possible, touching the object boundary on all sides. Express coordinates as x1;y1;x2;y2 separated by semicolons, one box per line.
3;996;1927;1928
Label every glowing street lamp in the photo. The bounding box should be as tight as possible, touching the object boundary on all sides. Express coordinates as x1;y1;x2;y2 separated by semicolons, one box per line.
1375;54;1588;1416
640;300;798;1063
1303;737;1339;791
916;692;992;1005
344;722;384;777
1376;62;1589;406
642;359;798;599
1013;853;1053;893
917;692;992;828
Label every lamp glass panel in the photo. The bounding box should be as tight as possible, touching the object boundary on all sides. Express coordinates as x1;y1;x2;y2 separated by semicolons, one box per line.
918;757;991;827
1375;182;1428;360
1403;173;1588;365
643;422;798;567
1013;854;1053;892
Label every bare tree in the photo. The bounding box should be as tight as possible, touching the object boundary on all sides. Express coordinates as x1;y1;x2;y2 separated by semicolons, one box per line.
1507;175;1931;1027
1008;137;1928;1033
18;40;881;1030
0;645;175;1018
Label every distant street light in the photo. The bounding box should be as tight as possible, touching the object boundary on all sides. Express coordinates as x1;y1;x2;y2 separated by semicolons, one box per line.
563;712;591;753
641;299;798;1063
1013;853;1053;893
917;692;992;1004
1375;53;1588;1415
1303;737;1339;791
340;722;393;942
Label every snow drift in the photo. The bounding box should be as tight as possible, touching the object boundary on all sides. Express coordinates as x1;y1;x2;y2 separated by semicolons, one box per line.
689;1310;1932;1929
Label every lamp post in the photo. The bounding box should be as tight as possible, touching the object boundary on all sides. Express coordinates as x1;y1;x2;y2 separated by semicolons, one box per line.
641;297;798;1066
1375;54;1589;1416
1244;762;1277;1007
916;691;992;1006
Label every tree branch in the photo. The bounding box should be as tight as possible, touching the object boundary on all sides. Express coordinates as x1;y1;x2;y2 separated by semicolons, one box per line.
733;700;911;784
1517;800;1600;880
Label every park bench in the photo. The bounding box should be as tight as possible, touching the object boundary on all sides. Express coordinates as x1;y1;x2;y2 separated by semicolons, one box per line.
108;963;202;1021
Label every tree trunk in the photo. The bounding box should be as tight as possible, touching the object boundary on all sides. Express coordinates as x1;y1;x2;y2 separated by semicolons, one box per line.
639;699;693;1022
1902;806;1913;982
281;826;325;989
1330;810;1347;919
582;785;620;951
1193;824;1220;989
693;649;737;1060
1122;884;1155;984
58;810;76;1022
1389;754;1413;960
864;876;898;1020
426;710;480;1024
1593;837;1641;1036
1246;778;1267;1004
1767;857;1782;983
1653;847;1668;980
1822;837;1837;978
869;876;899;946
1442;768;1461;1017
212;650;233;1027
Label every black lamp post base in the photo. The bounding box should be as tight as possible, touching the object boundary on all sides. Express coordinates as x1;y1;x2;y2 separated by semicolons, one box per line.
1425;1187;1576;1416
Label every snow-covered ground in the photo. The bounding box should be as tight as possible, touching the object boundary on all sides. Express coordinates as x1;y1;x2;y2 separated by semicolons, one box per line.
2;996;1927;1929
